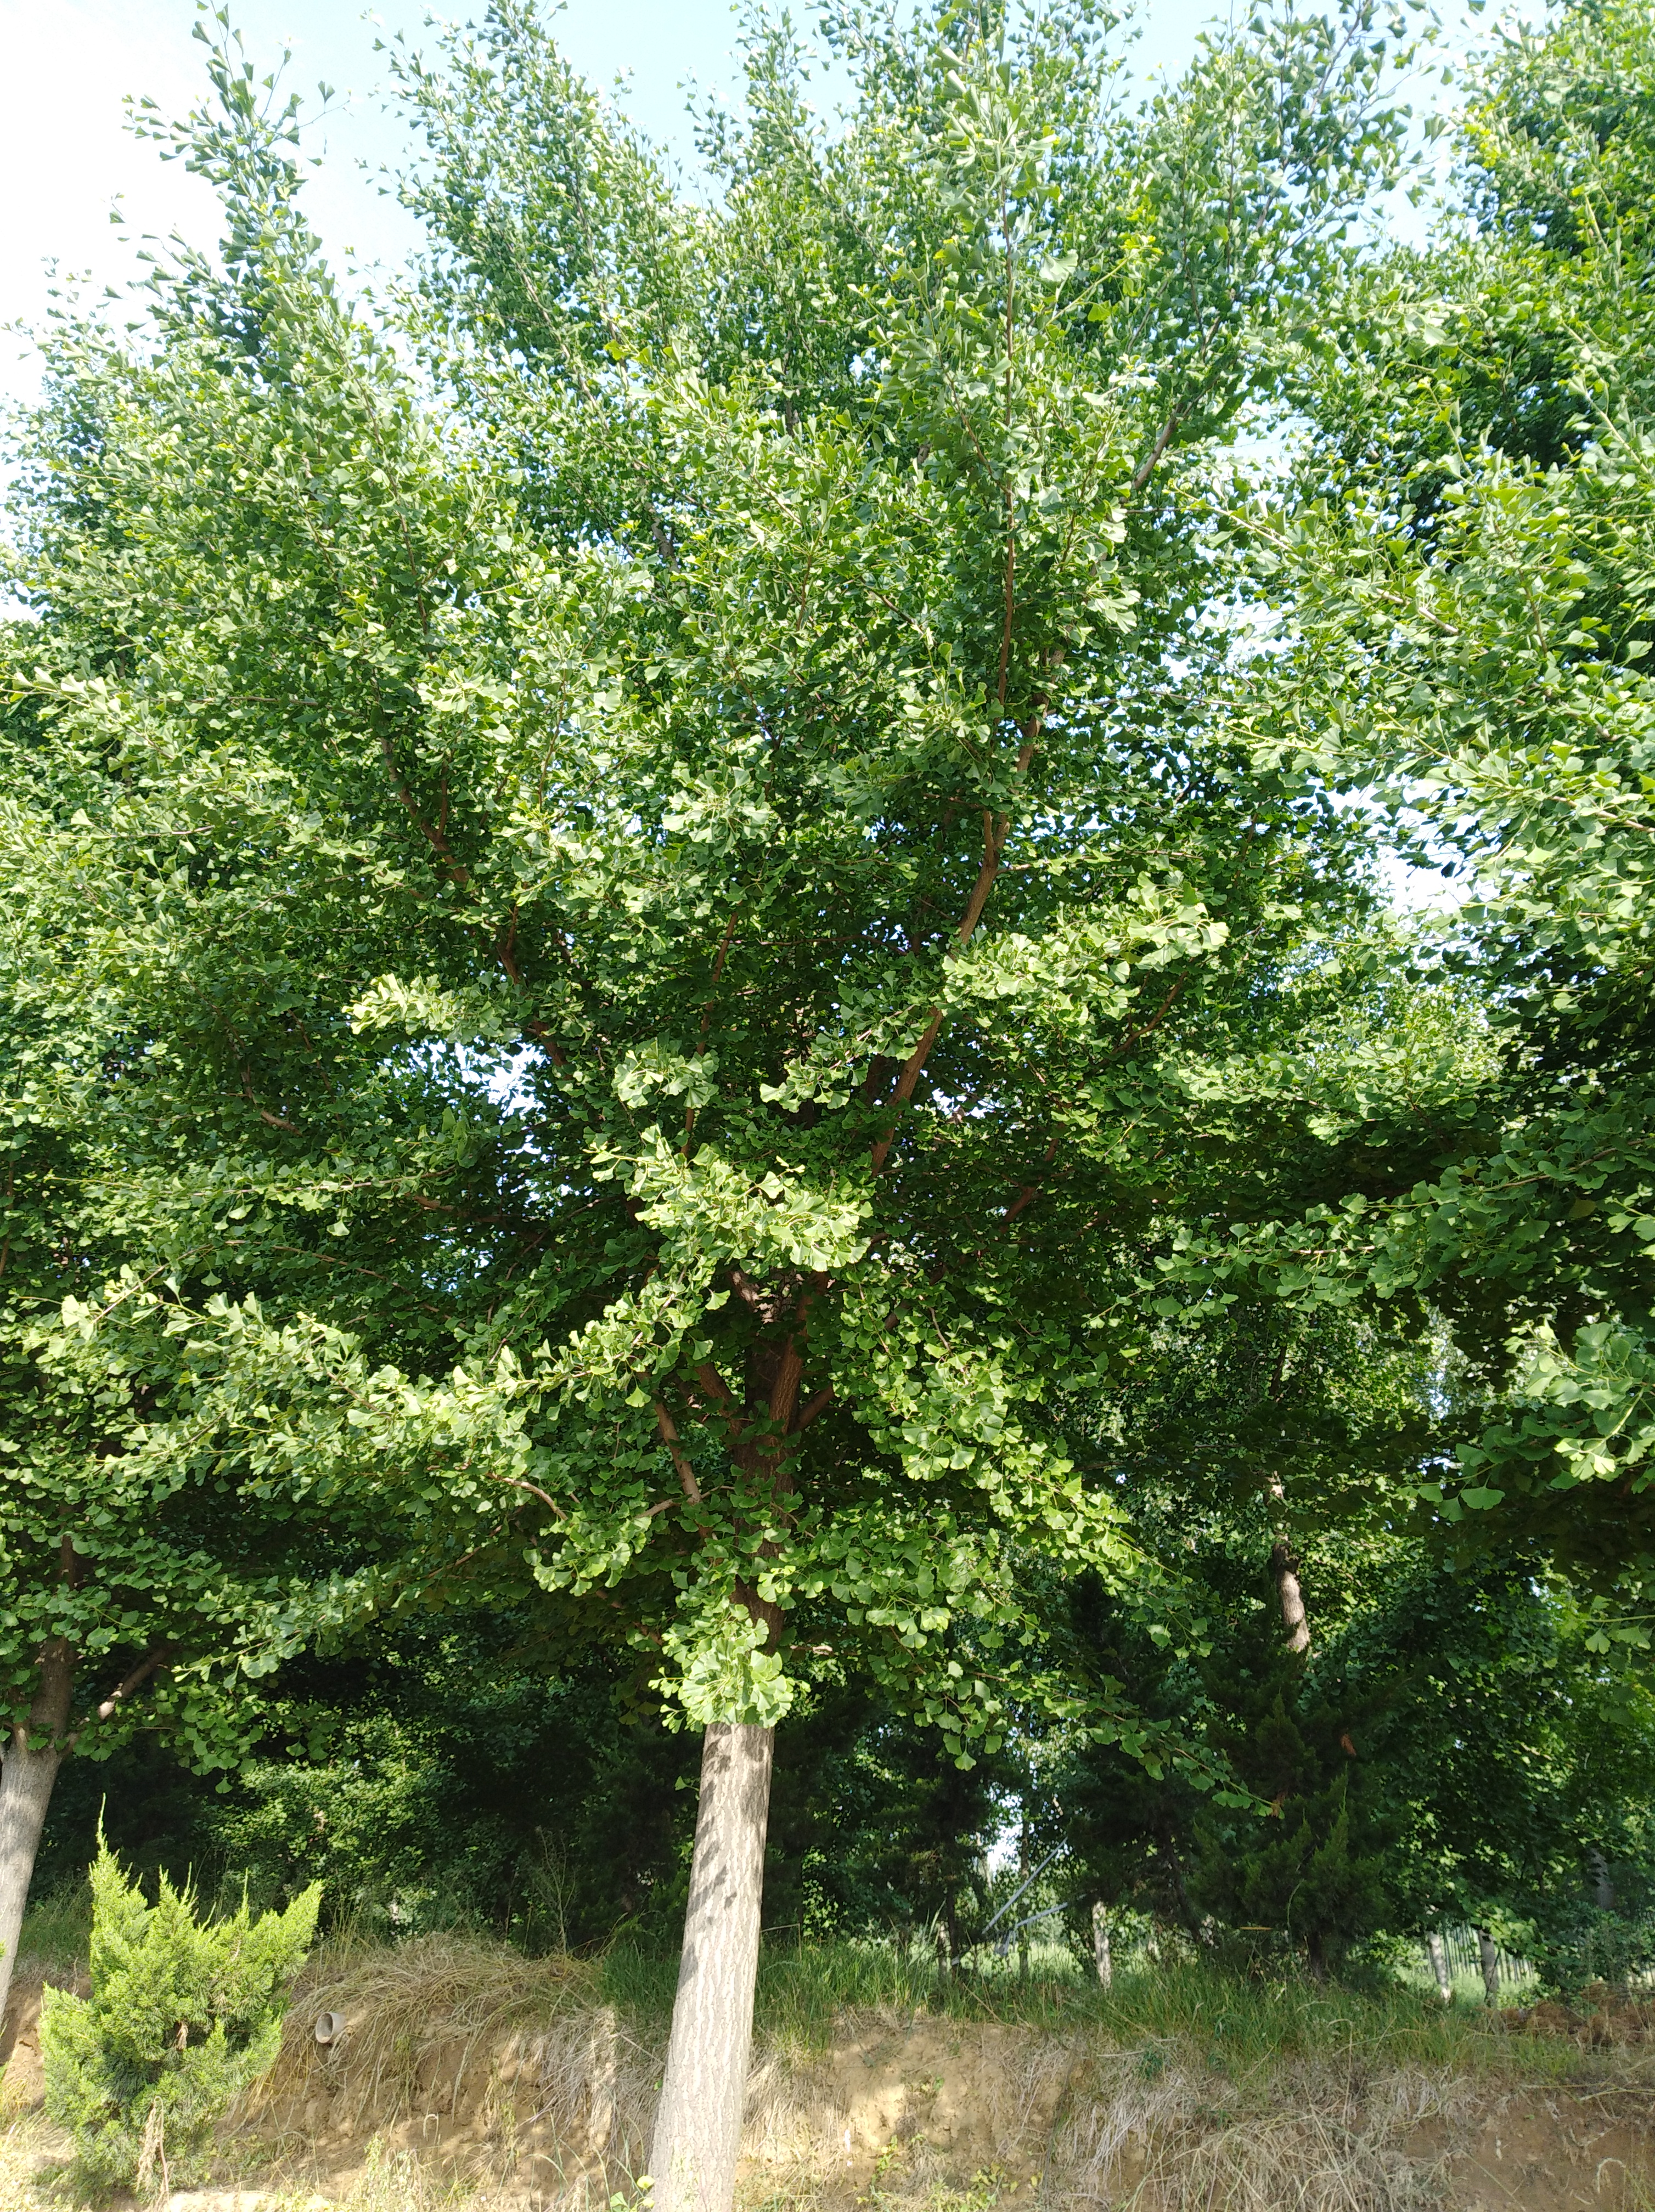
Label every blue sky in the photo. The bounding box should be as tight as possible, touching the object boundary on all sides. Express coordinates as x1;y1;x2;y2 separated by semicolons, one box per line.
0;0;1510;413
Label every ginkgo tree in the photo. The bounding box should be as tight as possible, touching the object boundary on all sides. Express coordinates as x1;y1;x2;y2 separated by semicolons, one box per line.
1197;0;1655;1627
0;906;397;2028
1;4;1424;2205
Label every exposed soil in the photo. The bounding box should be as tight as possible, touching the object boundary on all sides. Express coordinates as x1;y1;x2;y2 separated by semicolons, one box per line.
4;1963;1654;2211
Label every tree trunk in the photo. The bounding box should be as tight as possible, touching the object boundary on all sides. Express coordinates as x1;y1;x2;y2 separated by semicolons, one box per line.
1266;1478;1310;1654
1270;1541;1310;1652
1092;1901;1112;1989
649;1722;775;2212
1591;1850;1616;1912
1016;1824;1030;1982
1426;1931;1452;2004
0;1640;74;2031
1476;1927;1501;2007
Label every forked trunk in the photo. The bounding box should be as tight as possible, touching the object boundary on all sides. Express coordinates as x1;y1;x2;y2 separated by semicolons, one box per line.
0;1640;74;2029
648;1722;775;2212
1426;1931;1452;2004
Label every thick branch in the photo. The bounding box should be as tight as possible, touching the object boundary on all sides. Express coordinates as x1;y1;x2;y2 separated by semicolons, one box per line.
695;1364;747;1443
379;731;471;887
13;1637;75;1756
1267;1477;1310;1655
768;1336;804;1434
868;1013;945;1176
1003;1135;1060;1226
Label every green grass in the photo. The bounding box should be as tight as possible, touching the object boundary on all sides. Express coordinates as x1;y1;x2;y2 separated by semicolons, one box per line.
595;1934;1555;2079
14;1884;91;1976
16;1883;1605;2094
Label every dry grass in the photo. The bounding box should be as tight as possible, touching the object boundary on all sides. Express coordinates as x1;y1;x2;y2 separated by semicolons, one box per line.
289;2135;489;2209
246;1936;663;2200
228;1939;1655;2212
8;1937;1655;2209
0;2115;53;2212
1053;2054;1470;2211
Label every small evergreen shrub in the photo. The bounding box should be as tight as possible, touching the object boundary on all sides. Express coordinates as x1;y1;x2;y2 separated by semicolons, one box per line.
41;1840;320;2193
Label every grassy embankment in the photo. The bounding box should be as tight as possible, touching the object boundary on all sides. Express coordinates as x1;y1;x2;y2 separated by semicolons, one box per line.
3;1898;1650;2211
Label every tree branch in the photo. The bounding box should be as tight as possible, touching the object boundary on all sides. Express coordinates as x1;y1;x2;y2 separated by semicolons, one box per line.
91;1645;174;1727
869;722;1042;1176
694;1363;746;1440
500;1475;565;1519
1129;404;1184;495
795;1385;835;1431
654;1403;705;1504
379;730;471;887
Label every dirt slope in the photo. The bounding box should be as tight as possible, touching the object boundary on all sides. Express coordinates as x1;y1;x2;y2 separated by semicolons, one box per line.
3;1950;1652;2211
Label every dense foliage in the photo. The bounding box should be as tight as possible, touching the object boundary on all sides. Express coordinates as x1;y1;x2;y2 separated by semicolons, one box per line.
2;0;1653;2035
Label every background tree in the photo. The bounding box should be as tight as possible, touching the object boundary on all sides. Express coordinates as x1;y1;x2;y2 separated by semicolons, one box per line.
0;848;402;2023
1199;0;1655;1624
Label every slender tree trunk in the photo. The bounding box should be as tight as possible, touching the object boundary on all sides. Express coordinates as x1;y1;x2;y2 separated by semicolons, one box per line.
1092;1901;1112;1989
1426;1932;1452;2004
1476;1927;1501;2007
1591;1850;1616;1912
1270;1541;1310;1653
1016;1824;1030;1983
0;1640;74;2030
1265;1477;1310;1654
649;1722;775;2212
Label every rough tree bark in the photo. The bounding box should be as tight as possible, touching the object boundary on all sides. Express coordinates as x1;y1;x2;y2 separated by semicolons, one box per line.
0;1639;74;2030
934;1918;953;1983
648;1280;813;2212
648;1722;775;2212
1591;1850;1616;1912
1426;1931;1452;2005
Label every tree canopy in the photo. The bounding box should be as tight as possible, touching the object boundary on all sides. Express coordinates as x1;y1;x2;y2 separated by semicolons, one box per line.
4;3;1655;2185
